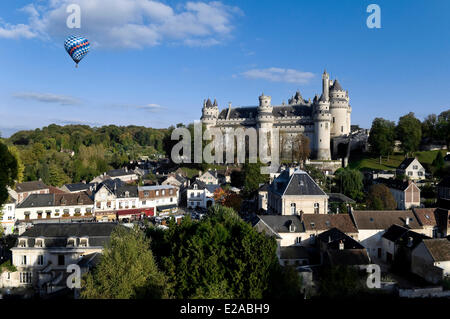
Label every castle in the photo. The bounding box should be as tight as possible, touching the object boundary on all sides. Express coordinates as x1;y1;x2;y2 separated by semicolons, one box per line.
200;70;352;160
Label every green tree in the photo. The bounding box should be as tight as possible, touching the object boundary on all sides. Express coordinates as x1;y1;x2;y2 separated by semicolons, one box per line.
366;184;397;210
318;265;365;298
81;226;167;299
334;168;363;201
368;118;395;163
437;110;450;148
0;142;18;207
432;151;445;177
152;205;285;299
396;112;422;156
242;161;269;197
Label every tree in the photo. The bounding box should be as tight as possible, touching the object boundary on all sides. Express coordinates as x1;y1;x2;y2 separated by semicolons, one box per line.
81;226;167;299
152;205;287;299
0;142;18;207
437;110;450;148
422;114;438;140
432;151;445;177
334;168;363;201
396;112;422;156
368;118;395;163
366;184;397;210
318;265;365;298
242;161;269;197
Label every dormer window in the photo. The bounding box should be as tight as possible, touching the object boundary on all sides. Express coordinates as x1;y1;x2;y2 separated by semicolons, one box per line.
67;238;76;247
35;238;44;248
194;184;198;190
125;191;129;198
79;238;89;247
18;239;27;247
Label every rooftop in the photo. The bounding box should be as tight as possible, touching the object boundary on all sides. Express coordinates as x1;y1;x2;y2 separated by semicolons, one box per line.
422;239;450;262
352;210;422;230
15;181;48;193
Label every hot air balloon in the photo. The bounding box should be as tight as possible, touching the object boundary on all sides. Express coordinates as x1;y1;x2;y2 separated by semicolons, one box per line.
64;36;90;68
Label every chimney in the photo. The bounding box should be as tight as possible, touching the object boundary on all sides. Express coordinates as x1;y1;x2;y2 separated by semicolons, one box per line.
299;210;304;223
199;170;202;177
407;236;413;247
289;167;295;176
405;217;410;226
339;240;344;250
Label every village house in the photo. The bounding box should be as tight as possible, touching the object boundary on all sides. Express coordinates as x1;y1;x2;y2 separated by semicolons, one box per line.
1;197;16;235
411;239;450;284
317;228;370;266
196;170;219;185
412;208;444;238
0;223;119;296
267;168;328;215
14;192;94;223
396;158;426;180
186;180;220;209
374;178;421;210
161;173;188;189
351;210;424;261
381;224;430;267
93;179;124;222
9;181;50;204
138;185;179;216
302;213;359;246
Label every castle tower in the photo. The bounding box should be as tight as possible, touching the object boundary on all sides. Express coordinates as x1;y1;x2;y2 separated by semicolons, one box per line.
200;98;219;129
329;79;351;137
322;69;330;102
313;94;331;160
256;93;274;130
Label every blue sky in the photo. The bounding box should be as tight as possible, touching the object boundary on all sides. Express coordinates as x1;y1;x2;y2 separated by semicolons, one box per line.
0;0;449;137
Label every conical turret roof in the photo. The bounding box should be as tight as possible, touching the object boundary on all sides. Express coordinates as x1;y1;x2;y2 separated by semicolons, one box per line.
331;79;343;91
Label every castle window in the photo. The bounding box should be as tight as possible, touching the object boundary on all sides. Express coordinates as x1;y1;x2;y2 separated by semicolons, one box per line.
341;126;344;132
333;117;335;123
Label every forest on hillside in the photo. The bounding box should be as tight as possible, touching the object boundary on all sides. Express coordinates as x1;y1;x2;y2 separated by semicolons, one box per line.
1;124;169;186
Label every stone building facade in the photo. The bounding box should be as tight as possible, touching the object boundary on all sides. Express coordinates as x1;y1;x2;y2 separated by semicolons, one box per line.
200;70;352;160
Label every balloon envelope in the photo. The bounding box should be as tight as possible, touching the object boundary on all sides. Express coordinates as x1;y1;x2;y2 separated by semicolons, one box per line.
64;36;90;64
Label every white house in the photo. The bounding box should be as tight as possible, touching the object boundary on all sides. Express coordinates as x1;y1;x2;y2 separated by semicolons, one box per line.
196;170;219;185
267;168;328;215
1;197;16;235
15;193;94;222
351;210;424;261
411;239;450;284
186;180;220;209
374;178;421;210
0;223;118;295
396;158;426;180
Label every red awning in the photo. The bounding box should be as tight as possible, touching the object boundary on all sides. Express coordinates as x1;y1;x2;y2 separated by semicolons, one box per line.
116;208;154;217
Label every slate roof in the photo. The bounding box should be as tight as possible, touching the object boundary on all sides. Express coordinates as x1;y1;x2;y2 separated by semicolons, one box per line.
17;194;54;208
270;169;327;196
422;239;450;262
15;181;48;193
302;214;357;233
217;105;313;120
397;158;417;170
16;192;93;209
63;182;95;192
382;224;409;242
257;215;305;233
17;223;120;248
99;178;125;192
115;185;138;198
187;180;220;193
330;79;343;91
352;210;422;230
326;193;355;203
106;168;135;177
317;228;364;249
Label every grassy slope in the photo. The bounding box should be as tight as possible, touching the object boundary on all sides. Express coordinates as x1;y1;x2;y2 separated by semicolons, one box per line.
348;150;447;171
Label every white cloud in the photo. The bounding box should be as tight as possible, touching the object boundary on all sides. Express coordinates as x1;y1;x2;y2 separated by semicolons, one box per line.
13;92;80;105
136;103;165;112
0;0;242;48
241;67;315;84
